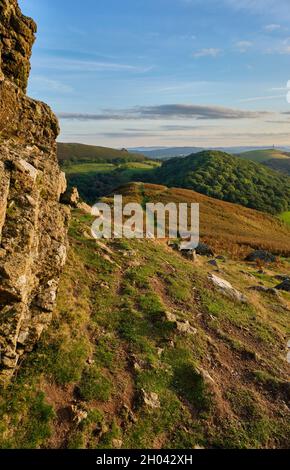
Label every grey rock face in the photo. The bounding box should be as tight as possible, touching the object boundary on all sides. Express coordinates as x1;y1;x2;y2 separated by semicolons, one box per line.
0;0;69;385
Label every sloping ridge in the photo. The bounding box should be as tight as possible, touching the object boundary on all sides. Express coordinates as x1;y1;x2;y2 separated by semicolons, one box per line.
116;182;290;257
57;142;146;164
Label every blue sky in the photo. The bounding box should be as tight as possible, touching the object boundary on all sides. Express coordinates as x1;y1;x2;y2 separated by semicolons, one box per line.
19;0;290;147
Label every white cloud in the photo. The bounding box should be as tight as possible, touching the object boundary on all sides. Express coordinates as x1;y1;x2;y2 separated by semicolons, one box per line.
235;41;253;52
280;45;290;54
264;24;281;32
33;57;153;74
192;48;221;58
58;104;269;121
29;76;74;93
239;94;285;103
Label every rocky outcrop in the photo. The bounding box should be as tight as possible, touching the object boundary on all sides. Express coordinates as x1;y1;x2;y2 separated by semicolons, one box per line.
0;0;36;92
0;0;69;384
245;250;276;264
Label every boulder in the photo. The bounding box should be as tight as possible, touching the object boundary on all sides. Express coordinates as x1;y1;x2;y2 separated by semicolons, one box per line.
112;439;123;449
165;311;197;335
275;274;290;282
141;390;160;409
275;279;290;292
216;255;226;262
71;405;88;425
61;187;80;207
209;273;247;303
245;250;276;263
197;367;215;385
208;259;218;267
196;243;214;257
77;201;92;214
181;249;197;261
176;320;197;336
248;286;279;296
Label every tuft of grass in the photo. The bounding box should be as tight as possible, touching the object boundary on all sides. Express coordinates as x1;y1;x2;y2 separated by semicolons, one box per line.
279;211;290;226
78;366;113;402
0;389;54;449
172;363;212;415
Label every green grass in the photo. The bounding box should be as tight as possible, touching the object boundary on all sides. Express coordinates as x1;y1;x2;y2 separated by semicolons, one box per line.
279;211;290;226
78;366;113;402
0;387;55;449
63;163;115;175
1;210;289;449
57;142;146;164
63;161;159;176
63;161;160;203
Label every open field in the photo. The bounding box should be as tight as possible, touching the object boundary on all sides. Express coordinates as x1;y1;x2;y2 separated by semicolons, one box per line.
63;163;116;175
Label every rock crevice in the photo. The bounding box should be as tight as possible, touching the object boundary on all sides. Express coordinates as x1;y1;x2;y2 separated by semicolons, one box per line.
0;0;69;384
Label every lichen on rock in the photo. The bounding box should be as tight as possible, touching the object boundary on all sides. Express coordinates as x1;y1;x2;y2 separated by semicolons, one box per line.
0;0;69;385
0;0;36;91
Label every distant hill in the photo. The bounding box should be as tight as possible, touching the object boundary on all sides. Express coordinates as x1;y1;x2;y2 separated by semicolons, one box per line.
237;148;290;176
133;146;204;160
153;150;290;214
131;146;290;160
238;148;290;163
57;142;147;164
265;158;290;175
116;182;290;256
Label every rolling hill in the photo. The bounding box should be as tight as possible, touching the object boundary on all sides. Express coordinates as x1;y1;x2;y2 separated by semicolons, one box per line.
237;149;290;176
133;146;204;160
264;158;290;176
63;160;160;203
153;150;290;215
57;142;147;164
237;148;290;163
57;143;158;203
115;182;290;257
131;146;290;160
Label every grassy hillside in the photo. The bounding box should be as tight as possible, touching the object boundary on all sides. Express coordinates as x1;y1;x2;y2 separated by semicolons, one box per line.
279;211;290;227
0;207;289;449
64;161;160;203
153;151;290;215
116;183;290;257
238;149;290;163
264;158;290;176
57;143;147;164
